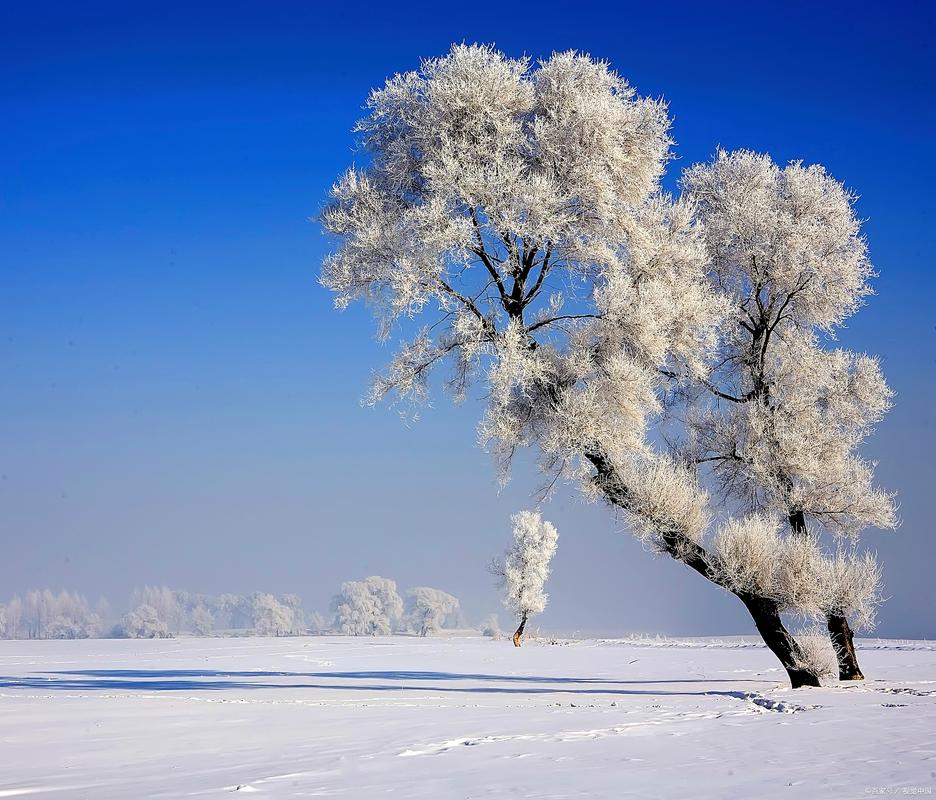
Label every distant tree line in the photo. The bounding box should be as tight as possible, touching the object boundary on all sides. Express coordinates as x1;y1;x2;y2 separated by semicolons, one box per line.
0;590;109;640
0;580;489;640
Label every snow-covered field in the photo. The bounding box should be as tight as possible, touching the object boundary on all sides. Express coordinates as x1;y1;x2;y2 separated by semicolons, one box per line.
0;636;934;798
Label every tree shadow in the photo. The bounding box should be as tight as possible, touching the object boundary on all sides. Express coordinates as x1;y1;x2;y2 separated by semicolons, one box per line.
0;669;767;695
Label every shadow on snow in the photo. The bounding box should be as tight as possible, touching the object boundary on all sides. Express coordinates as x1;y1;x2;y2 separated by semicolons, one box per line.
0;669;765;695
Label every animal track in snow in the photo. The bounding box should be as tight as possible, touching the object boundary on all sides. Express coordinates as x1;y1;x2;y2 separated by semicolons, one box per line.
876;687;936;698
398;722;664;756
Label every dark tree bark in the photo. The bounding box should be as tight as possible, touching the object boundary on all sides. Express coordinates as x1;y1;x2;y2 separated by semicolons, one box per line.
827;614;864;681
788;510;865;681
738;594;821;688
587;449;822;688
512;611;529;648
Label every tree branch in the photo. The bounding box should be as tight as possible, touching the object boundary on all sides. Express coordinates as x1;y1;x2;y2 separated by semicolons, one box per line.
526;313;602;334
523;247;553;305
661;369;753;404
469;208;510;305
436;278;494;334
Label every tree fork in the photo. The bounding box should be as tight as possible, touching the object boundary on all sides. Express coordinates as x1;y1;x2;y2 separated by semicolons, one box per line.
738;593;821;688
587;450;821;688
789;510;865;681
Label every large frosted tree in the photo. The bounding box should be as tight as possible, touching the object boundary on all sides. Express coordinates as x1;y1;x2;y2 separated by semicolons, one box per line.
680;150;896;680
319;44;877;687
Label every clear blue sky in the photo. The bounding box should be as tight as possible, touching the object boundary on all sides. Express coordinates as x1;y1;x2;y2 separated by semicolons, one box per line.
2;0;934;636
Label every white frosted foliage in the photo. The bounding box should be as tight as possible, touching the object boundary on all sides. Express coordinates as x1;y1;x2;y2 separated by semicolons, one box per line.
712;514;827;617
493;511;559;622
321;44;725;493
331;576;403;636
682;149;896;538
251;593;298;637
320;45;896;679
120;605;170;639
404;587;460;636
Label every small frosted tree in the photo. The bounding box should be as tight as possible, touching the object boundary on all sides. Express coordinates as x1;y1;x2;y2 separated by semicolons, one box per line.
190;603;213;636
681;150;896;680
130;586;182;635
478;614;502;638
23;590;52;638
251;592;296;637
307;610;327;634
216;593;252;630
492;511;558;647
281;594;306;633
331;576;403;635
95;597;113;632
361;576;403;627
119;604;170;639
404;587;460;636
4;597;22;639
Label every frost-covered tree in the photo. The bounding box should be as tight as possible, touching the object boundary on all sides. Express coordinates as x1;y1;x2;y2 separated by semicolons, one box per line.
307;610;327;634
681;150;896;680
331;576;403;635
23;590;52;638
46;612;100;640
8;590;99;639
216;593;252;631
404;587;460;636
251;592;297;636
331;582;385;635
478;613;502;638
190;603;214;636
119;604;170;639
95;597;113;632
491;511;558;646
281;593;306;632
130;586;183;635
3;596;22;639
361;576;403;627
319;44;867;687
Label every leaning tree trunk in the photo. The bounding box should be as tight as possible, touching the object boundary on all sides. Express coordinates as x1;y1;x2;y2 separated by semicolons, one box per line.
827;614;864;680
587;450;822;688
789;510;864;681
738;593;821;688
512;611;529;648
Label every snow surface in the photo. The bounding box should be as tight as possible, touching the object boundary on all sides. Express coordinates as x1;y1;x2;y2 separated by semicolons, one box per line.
0;635;934;798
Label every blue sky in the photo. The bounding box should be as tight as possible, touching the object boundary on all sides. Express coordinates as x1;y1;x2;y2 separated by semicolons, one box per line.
2;0;934;636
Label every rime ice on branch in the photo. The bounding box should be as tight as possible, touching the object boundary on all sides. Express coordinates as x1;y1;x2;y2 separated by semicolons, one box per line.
681;150;895;680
